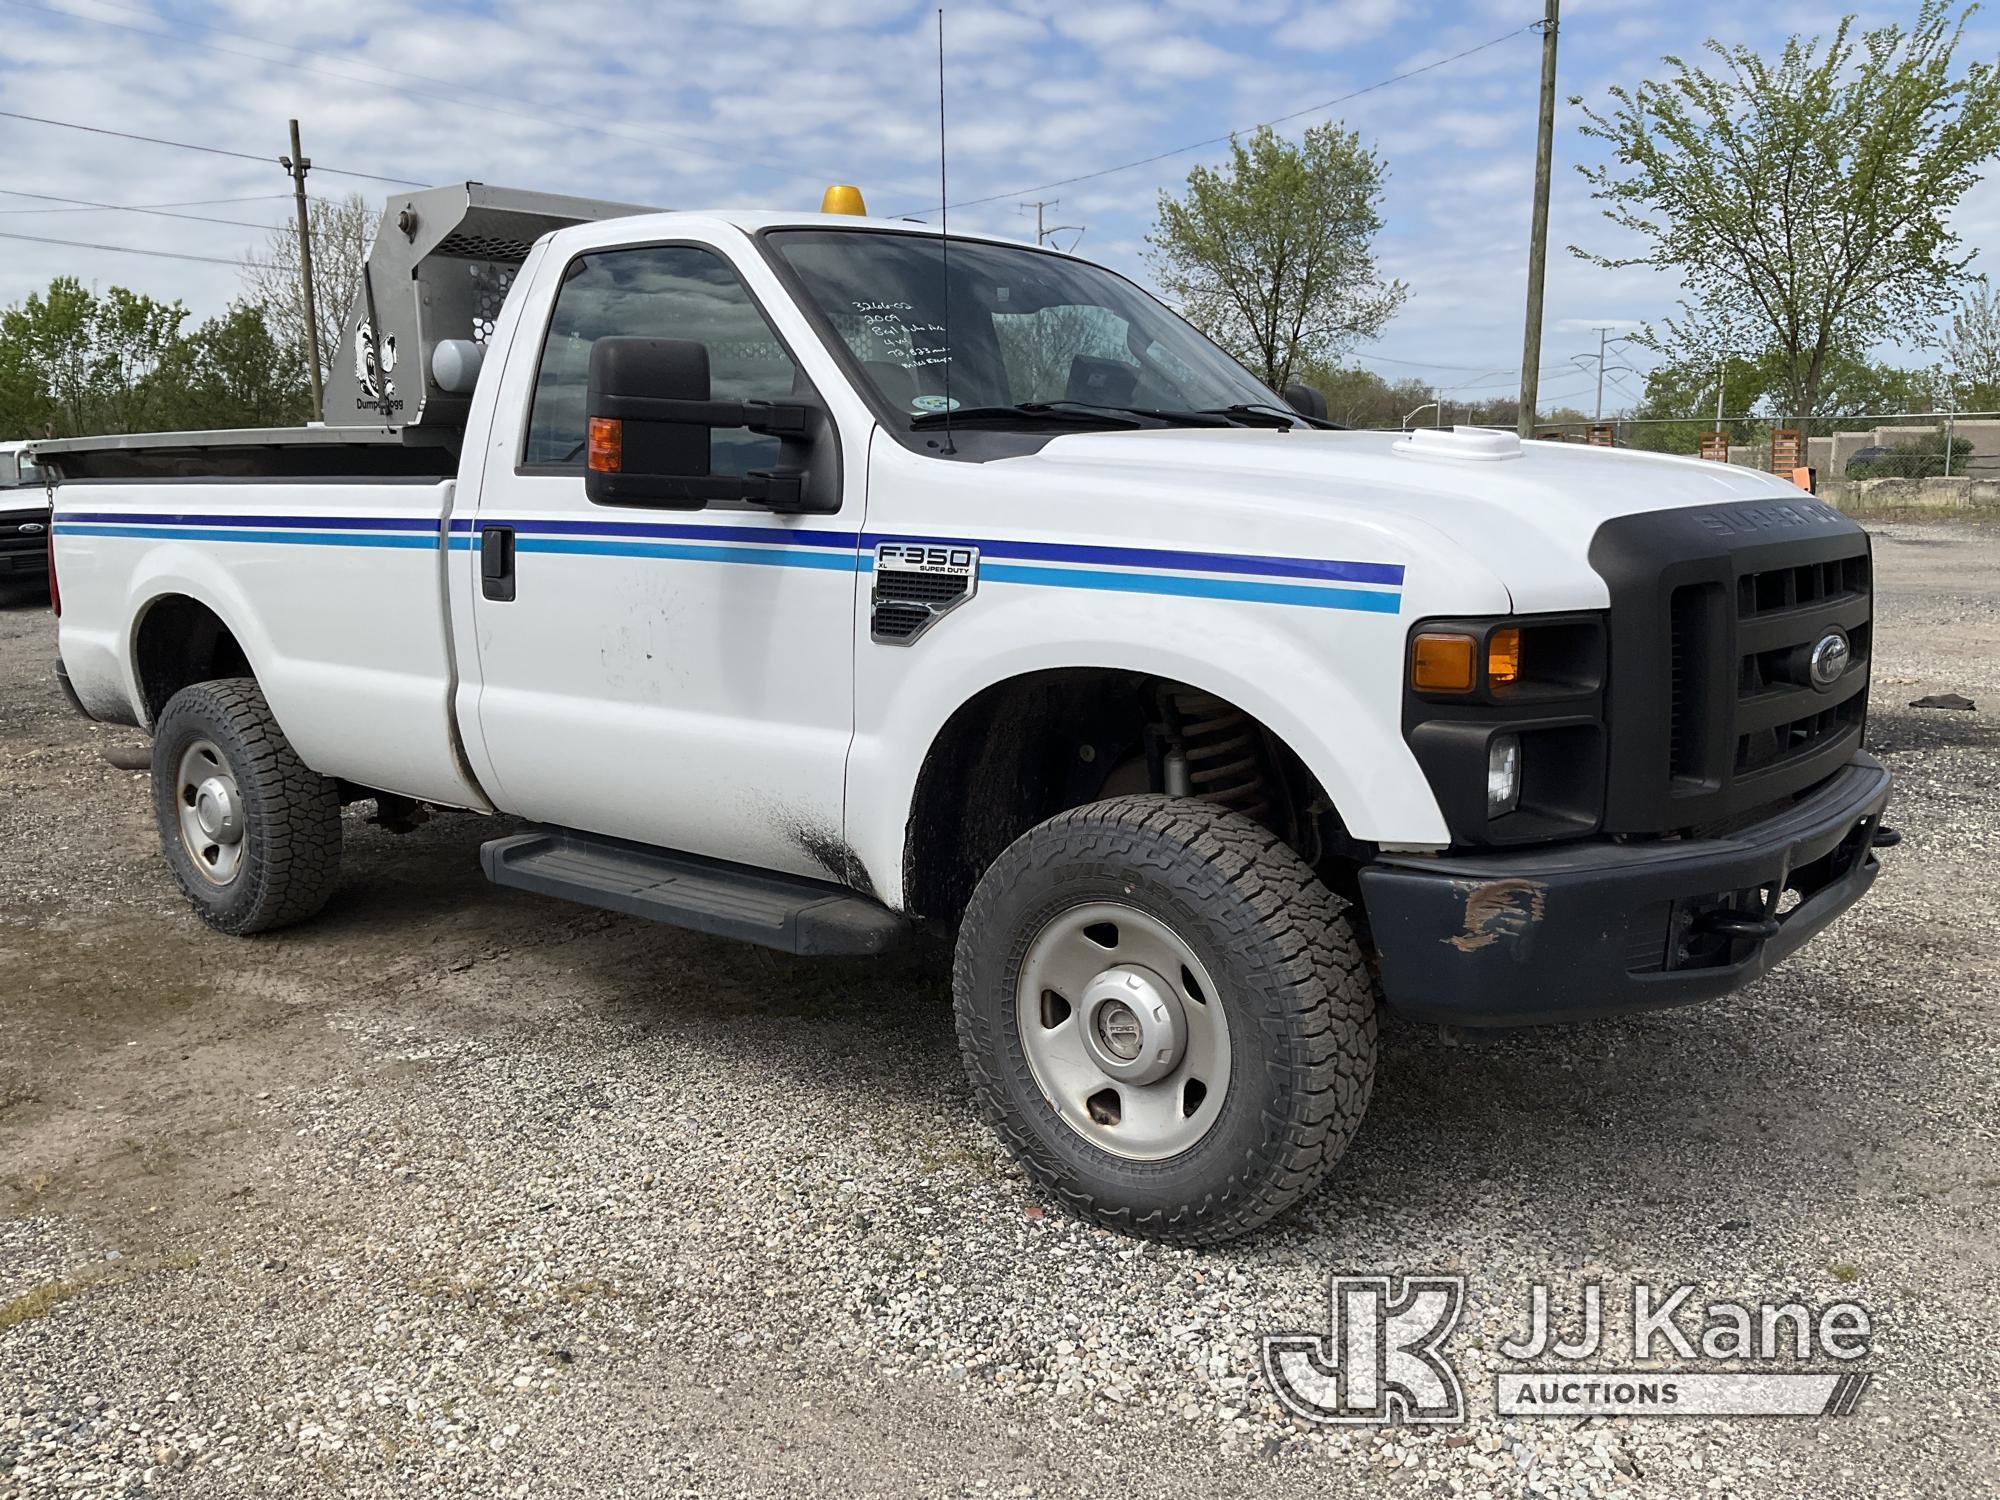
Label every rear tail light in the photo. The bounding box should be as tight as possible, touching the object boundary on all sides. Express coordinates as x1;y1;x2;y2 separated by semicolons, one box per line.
46;525;60;617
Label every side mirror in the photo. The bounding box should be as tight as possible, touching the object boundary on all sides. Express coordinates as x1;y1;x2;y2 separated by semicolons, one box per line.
584;336;821;511
1282;382;1329;423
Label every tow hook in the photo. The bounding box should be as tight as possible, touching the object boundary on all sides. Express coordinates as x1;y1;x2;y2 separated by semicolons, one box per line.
1700;911;1782;941
1871;825;1902;848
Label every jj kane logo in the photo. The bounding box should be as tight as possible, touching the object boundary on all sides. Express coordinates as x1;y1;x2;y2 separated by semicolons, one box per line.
1263;1275;1873;1425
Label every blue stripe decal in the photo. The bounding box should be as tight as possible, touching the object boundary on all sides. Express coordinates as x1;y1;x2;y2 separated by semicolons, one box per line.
981;562;1401;612
60;510;1399;586
57;515;1403;611
63;511;440;532
514;535;858;571
55;523;435;549
449;515;858;549
866;532;1403;587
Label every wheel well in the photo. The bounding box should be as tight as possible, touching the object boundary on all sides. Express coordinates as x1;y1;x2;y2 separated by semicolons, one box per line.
901;668;1357;922
133;595;253;725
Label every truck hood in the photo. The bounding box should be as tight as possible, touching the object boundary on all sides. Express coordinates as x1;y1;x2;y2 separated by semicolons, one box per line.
1018;426;1822;613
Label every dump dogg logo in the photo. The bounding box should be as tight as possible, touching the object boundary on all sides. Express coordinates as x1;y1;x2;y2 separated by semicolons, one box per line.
353;320;401;413
1263;1275;1466;1425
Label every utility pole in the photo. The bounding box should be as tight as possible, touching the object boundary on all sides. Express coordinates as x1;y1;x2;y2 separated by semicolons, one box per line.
1516;0;1560;438
1594;326;1609;422
1018;198;1081;247
1715;347;1727;432
280;119;325;423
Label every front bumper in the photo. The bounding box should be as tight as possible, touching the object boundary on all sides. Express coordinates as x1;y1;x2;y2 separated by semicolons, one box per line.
1358;752;1892;1026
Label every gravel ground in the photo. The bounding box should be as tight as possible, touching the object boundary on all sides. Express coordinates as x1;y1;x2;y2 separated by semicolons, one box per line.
2;521;1996;1499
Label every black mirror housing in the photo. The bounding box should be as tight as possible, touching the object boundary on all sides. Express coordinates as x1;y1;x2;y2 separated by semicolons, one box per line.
1283;382;1329;422
583;336;831;512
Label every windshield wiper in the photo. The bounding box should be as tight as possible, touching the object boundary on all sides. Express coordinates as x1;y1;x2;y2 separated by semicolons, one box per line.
1193;403;1305;429
909;401;1146;429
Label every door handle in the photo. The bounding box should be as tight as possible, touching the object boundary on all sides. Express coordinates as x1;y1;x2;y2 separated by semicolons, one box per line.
480;526;516;602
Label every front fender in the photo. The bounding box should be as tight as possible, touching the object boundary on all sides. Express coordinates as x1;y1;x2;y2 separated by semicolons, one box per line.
845;581;1453;911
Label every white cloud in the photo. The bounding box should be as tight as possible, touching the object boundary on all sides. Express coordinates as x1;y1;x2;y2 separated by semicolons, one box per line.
0;0;1959;393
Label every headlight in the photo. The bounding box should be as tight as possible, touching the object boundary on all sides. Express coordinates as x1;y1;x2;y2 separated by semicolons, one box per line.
1403;614;1609;846
1487;734;1521;818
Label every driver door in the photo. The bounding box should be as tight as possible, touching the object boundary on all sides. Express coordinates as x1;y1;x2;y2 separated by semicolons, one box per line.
463;238;860;880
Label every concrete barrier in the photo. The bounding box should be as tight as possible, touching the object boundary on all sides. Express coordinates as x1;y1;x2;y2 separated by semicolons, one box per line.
1821;476;2000;512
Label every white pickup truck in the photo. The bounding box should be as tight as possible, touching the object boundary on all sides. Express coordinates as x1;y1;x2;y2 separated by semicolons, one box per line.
37;183;1893;1242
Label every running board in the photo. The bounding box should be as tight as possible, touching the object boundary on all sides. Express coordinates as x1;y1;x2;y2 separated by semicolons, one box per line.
480;828;908;956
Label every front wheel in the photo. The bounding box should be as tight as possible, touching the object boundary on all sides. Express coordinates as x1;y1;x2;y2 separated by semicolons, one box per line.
953;795;1376;1244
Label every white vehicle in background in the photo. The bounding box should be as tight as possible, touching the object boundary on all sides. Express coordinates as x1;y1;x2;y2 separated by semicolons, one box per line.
34;183;1894;1242
0;440;51;593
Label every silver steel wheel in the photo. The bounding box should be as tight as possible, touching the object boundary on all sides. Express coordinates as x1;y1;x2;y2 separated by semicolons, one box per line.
174;737;246;886
1016;901;1231;1161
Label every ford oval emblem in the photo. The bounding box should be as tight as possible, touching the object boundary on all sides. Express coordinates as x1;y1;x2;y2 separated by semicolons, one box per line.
18;521;44;535
1809;630;1850;689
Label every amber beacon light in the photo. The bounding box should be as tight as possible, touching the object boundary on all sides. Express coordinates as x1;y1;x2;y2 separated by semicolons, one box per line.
820;184;868;215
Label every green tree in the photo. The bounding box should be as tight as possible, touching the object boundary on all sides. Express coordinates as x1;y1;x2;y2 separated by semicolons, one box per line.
1626;354;1776;453
1291;360;1430;427
1573;1;2000;429
1630;348;1934;453
150;304;310;430
1149;123;1406;390
2;277;102;436
0;279;307;437
1936;279;2000;408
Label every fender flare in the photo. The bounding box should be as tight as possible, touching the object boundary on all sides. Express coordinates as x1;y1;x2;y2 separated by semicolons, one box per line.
122;548;278;729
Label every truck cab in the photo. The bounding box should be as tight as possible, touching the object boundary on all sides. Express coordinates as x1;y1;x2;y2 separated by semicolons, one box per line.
35;185;1893;1243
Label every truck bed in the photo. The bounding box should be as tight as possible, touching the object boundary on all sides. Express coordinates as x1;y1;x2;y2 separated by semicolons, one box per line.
51;475;485;810
32;424;458;482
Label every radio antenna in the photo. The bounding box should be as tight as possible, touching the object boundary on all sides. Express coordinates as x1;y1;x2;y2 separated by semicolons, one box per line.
936;7;955;455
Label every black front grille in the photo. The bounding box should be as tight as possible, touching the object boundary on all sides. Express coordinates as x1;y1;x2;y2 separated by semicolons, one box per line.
0;515;49;551
1594;500;1873;834
1737;555;1869;617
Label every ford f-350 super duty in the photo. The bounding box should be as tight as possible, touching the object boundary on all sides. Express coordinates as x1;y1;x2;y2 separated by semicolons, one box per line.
35;183;1894;1243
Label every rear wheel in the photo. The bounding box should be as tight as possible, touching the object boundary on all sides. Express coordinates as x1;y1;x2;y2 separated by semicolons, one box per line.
953;794;1376;1244
150;678;342;934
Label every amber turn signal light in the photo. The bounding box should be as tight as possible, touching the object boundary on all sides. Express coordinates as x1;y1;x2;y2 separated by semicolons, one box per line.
1411;632;1476;693
587;416;622;473
1487;627;1522;687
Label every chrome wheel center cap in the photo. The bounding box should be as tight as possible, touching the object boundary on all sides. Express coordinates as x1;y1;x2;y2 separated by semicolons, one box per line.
194;776;242;842
1078;966;1187;1085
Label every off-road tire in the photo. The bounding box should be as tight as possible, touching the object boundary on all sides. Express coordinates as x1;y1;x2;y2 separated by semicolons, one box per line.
953;794;1376;1244
150;678;342;934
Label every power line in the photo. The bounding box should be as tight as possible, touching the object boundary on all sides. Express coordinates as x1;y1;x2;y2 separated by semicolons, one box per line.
0;192;291;215
0;187;285;232
893;22;1539;216
0;229;275;268
9;0;931;196
1351;350;1523;374
0;109;426;185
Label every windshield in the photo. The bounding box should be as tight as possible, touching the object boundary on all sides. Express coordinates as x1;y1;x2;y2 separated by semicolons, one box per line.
765;229;1293;428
